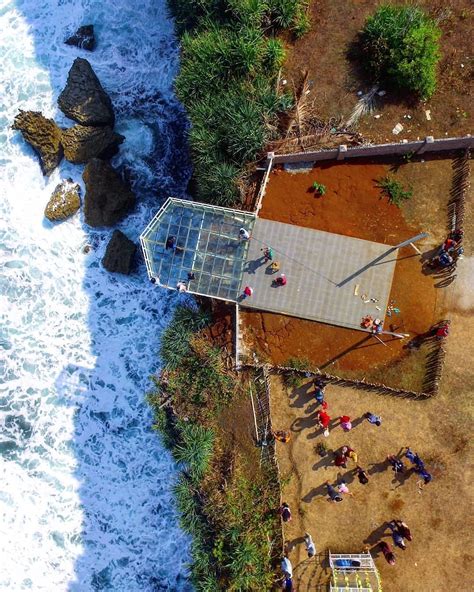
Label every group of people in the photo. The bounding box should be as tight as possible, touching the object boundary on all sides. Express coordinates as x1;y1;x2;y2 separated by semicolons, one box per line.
380;520;413;565
275;378;434;585
280;532;316;591
429;230;463;269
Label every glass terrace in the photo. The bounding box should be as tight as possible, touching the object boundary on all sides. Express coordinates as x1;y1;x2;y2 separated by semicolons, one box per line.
140;198;256;301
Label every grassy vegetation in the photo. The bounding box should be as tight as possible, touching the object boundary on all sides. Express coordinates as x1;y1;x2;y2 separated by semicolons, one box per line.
148;304;280;590
360;5;441;99
282;356;312;388
376;175;413;207
168;0;310;206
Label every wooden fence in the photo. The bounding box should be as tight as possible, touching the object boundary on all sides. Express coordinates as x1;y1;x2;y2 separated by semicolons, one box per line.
269;134;474;165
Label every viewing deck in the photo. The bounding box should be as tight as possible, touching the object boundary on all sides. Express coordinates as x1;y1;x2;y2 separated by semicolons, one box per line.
240;218;396;331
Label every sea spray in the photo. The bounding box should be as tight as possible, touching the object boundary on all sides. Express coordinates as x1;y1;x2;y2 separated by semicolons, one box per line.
0;0;192;590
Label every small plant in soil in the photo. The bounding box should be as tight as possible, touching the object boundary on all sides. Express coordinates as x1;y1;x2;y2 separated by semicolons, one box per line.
376;175;413;207
316;441;329;457
311;181;326;195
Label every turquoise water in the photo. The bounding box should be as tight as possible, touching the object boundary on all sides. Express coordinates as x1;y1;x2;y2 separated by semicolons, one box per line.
0;1;193;589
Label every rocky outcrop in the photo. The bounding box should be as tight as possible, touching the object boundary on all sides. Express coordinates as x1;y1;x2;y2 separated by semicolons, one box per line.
65;25;96;51
83;159;136;227
61;125;124;164
58;58;114;126
12;110;63;175
44;179;81;221
102;230;137;274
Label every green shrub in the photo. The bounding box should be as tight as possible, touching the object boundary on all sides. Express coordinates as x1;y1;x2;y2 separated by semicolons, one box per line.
263;37;286;71
312;181;326;195
376;175;413;207
160;304;211;369
174;475;202;532
173;422;215;483
196;161;241;206
360;5;441;99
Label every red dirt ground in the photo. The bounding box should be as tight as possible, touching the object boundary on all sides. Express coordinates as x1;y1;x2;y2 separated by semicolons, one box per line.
284;0;473;143
242;162;446;389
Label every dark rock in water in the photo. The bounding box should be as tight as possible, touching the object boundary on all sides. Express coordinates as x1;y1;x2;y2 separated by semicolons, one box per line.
61;124;124;163
65;25;96;51
45;179;81;222
58;58;114;126
102;230;137;274
12;110;63;176
83;158;136;227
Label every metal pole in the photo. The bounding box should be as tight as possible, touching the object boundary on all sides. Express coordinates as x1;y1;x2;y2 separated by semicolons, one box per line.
249;387;259;443
371;333;388;347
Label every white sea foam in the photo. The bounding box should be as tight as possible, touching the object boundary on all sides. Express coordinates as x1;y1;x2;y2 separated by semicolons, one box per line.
0;1;192;590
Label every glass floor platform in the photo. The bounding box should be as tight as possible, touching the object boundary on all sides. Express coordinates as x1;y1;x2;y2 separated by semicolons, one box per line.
140;198;256;301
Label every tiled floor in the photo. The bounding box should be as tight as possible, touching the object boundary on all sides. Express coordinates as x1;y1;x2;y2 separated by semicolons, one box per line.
239;219;396;331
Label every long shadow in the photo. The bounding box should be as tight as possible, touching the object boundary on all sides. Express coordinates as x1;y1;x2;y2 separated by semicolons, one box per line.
364;522;389;546
12;1;194;590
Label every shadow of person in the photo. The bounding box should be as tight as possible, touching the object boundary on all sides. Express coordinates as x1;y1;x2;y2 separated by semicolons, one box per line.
289;382;315;409
392;466;415;488
291;413;317;433
244;256;265;274
350;416;366;430
368;459;388;475
312;454;335;472
285;536;306;553
364;522;389;545
301;482;327;503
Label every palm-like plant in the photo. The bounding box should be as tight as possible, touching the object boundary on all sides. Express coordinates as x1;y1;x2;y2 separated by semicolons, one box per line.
173;422;215;483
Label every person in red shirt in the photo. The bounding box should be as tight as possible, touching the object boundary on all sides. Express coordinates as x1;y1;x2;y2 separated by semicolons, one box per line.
317;409;331;429
275;273;287;286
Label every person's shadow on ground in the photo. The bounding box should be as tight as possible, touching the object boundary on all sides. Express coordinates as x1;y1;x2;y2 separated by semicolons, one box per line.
368;459;388;475
243;256;266;274
291;413;317;433
311;454;334;472
288;382;314;409
364;522;389;545
301;482;327;503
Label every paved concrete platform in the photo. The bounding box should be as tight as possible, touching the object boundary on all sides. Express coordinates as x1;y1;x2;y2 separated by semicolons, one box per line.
239;219;397;331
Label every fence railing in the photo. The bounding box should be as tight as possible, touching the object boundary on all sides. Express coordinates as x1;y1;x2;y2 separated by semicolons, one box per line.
269;135;474;165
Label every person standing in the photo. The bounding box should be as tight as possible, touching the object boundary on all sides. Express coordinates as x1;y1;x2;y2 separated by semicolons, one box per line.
325;481;343;503
404;447;424;468
279;502;292;522
338;481;354;497
263;247;273;262
317;409;331;431
314;386;325;406
281;556;293;577
356;466;369;485
380;541;396;565
388;522;406;550
242;286;254;298
304;532;316;557
365;412;382;426
387;454;405;473
239;228;250;241
275;273;287;286
394;520;412;542
340;415;352;431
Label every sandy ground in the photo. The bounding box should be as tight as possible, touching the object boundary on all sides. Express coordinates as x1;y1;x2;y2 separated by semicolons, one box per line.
270;312;473;592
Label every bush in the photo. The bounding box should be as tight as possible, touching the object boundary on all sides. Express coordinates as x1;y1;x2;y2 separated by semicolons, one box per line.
376;175;413;207
312;181;326;195
174;474;202;532
160;304;211;369
360;5;441;98
173;422;215;483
